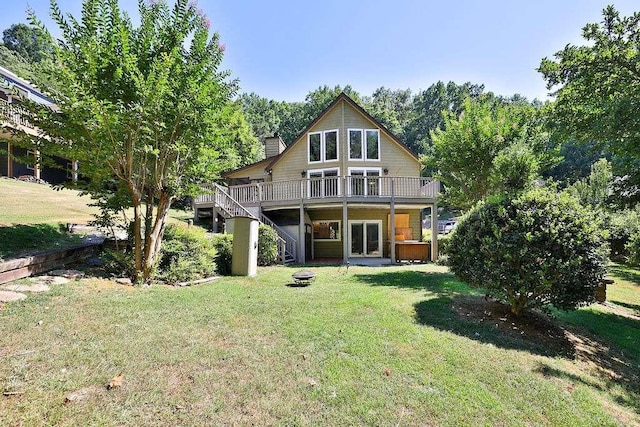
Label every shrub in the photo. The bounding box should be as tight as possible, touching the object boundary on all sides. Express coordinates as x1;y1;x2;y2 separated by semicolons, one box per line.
157;224;215;284
447;188;608;316
437;234;451;256
213;224;279;274
627;231;640;267
213;233;233;276
258;224;279;266
607;208;640;260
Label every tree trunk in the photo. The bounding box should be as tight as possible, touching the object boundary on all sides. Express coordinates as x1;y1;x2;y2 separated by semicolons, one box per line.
510;294;528;317
140;191;174;283
132;203;143;283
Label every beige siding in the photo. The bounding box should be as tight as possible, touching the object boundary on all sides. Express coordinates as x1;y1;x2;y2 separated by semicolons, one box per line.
225;161;271;182
341;104;420;177
306;206;422;259
271;99;420;182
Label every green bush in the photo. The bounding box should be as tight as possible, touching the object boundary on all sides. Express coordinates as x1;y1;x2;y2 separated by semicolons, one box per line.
258;224;279;266
627;231;640;267
213;233;233;276
447;188;608;316
157;224;215;284
212;225;279;274
437;234;451;256
607;208;640;260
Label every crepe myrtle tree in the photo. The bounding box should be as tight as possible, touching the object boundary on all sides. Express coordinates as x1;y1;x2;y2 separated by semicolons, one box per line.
19;0;239;283
447;187;608;316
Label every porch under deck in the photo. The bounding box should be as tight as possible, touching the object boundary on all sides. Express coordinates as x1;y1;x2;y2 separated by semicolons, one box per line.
194;176;440;264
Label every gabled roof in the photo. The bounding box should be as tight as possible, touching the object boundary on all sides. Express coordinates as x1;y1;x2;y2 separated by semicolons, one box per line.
266;92;420;171
223;92;421;177
222;154;278;178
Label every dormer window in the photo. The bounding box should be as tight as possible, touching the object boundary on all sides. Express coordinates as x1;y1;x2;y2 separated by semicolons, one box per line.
349;129;380;161
308;129;339;163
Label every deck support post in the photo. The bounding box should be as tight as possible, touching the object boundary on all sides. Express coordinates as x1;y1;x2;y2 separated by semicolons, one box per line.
430;202;438;262
299;201;305;263
342;177;349;264
6;142;11;177
390;178;396;263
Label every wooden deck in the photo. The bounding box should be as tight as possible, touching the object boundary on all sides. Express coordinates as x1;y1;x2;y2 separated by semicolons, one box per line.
0;99;39;137
195;176;438;208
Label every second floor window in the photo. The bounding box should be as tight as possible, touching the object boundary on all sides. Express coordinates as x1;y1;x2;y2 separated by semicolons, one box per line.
308;129;339;163
349;129;380;161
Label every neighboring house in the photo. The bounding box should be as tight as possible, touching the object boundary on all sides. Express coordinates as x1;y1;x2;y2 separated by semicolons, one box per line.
0;65;74;184
195;93;439;264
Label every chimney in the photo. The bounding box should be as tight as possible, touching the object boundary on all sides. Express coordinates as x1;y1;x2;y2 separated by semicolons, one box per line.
264;132;286;159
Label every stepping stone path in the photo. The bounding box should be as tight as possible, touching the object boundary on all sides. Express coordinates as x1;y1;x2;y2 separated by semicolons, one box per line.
0;290;27;302
3;283;51;293
0;269;83;303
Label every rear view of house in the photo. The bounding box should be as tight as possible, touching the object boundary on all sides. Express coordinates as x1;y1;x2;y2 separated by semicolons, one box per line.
195;93;439;264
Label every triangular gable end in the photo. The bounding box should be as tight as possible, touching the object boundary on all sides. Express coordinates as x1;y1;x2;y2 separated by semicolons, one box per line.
265;92;420;172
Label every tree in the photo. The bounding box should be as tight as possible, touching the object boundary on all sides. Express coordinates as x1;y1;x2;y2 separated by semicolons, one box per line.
2;23;52;62
539;6;640;205
21;0;239;283
447;188;608;316
426;97;555;210
543;140;608;186
405;81;485;154
362;87;413;140
566;158;613;209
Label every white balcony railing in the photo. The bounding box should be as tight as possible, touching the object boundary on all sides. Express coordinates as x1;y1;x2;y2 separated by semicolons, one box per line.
196;176;439;206
0;99;31;128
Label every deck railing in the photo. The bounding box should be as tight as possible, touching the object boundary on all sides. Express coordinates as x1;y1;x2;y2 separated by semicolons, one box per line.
198;183;293;263
214;176;439;205
0;99;31;128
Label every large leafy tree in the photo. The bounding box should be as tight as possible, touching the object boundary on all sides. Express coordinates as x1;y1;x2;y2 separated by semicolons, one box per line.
405;81;485;154
21;0;239;283
2;23;52;62
363;87;413;141
426;97;556;210
539;6;640;204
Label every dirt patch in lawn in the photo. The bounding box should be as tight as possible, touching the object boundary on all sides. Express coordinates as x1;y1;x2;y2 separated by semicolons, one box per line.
451;296;575;356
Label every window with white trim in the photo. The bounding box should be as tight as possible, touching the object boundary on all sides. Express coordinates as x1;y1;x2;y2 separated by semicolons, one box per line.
348;167;381;196
307;168;340;198
308;129;339;163
348;129;380;161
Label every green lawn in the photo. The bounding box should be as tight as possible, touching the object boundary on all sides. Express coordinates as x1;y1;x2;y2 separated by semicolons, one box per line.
1;263;638;426
0;178;193;259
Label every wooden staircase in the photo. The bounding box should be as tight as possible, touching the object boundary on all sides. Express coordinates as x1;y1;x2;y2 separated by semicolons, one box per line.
203;183;297;263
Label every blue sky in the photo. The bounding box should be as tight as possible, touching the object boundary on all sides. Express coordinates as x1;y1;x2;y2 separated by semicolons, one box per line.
1;1;638;101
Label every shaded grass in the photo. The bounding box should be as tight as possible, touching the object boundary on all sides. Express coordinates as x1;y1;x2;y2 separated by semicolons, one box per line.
0;223;84;260
1;264;637;425
0;178;197;260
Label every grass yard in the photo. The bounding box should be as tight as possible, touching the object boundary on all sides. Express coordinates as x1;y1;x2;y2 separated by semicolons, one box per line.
1;263;638;426
0;178;193;259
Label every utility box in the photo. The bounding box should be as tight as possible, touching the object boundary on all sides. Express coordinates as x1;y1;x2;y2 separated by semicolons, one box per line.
231;216;258;277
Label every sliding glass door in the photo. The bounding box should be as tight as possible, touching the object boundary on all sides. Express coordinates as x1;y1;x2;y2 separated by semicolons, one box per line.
348;220;382;257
